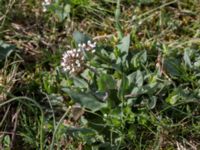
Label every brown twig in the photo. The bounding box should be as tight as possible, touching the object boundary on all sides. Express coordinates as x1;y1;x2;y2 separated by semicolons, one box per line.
10;107;21;149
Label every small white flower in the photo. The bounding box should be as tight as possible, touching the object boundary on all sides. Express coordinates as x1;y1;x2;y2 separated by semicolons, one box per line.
72;53;75;57
42;0;51;12
87;40;91;45
78;43;82;47
61;62;65;66
44;0;51;5
43;7;47;12
90;42;96;48
82;43;86;48
75;60;79;65
63;54;68;59
85;47;90;51
71;67;75;72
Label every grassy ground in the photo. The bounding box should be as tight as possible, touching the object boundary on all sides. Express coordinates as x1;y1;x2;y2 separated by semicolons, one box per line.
0;0;200;149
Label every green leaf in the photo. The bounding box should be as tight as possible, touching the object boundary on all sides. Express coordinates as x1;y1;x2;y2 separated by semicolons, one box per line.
53;3;71;22
73;31;91;44
117;34;130;61
0;40;14;61
94;91;108;101
163;57;182;77
147;96;157;109
3;135;11;148
127;71;137;86
72;76;88;89
65;126;98;144
166;89;181;105
131;50;147;68
97;74;116;91
136;0;155;5
127;70;144;88
62;88;107;112
64;4;71;14
166;94;179;105
183;49;192;68
66;126;96;135
131;82;161;95
130;87;139;95
118;74;129;99
136;70;143;87
70;0;90;5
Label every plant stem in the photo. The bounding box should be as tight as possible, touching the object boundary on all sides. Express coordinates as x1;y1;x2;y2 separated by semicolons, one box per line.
50;108;71;150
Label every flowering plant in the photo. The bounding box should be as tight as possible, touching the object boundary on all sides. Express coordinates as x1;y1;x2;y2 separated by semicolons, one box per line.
58;30;151;148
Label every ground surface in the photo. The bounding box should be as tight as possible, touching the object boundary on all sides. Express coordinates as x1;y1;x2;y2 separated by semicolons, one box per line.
0;0;200;149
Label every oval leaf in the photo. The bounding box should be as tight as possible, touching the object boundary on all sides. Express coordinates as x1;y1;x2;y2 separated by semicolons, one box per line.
97;74;116;91
62;88;107;112
117;34;130;62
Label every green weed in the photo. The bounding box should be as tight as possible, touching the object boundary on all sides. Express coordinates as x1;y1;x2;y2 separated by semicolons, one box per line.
0;0;200;149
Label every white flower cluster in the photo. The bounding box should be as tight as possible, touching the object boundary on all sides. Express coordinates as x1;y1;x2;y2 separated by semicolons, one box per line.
42;0;51;12
61;40;96;75
78;40;96;53
61;49;85;75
